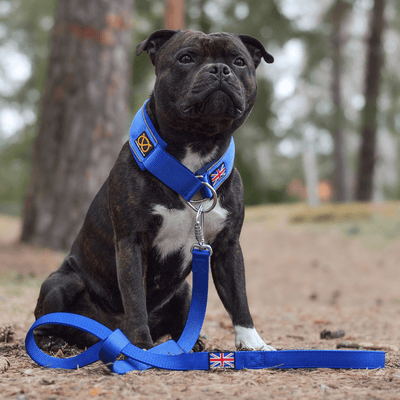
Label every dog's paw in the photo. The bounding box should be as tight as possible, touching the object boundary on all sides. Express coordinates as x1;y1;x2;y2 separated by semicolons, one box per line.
256;343;277;351
192;337;206;352
234;326;276;351
35;335;67;352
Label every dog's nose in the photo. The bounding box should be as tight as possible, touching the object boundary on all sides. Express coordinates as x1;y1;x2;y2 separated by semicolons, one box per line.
207;63;232;77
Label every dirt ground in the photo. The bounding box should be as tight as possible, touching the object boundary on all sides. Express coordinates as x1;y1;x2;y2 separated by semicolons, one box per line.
1;203;400;399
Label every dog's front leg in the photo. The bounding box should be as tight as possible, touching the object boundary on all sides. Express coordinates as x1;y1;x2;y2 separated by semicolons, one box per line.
115;238;153;349
211;239;275;351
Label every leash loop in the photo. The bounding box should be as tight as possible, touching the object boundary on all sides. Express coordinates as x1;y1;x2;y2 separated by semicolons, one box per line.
98;328;132;371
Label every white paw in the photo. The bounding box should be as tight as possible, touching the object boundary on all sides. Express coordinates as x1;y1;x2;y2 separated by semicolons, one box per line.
258;343;277;351
234;326;276;351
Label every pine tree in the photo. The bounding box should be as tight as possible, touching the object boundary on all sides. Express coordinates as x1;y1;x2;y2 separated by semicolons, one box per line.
21;0;134;250
355;0;386;201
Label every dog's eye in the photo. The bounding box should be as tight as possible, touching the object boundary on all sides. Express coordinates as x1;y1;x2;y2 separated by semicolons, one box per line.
179;55;193;64
234;57;246;67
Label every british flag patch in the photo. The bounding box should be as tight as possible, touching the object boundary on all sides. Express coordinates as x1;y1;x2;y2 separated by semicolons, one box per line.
210;163;226;186
209;352;235;369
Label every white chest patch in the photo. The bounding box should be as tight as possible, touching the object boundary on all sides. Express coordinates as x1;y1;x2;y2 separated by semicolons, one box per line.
181;146;219;173
152;199;228;267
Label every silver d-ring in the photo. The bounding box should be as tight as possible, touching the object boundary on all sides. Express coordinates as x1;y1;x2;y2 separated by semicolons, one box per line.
186;182;218;213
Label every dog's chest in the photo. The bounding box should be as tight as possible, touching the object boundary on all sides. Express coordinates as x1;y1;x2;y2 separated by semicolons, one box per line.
150;146;228;267
152;200;228;266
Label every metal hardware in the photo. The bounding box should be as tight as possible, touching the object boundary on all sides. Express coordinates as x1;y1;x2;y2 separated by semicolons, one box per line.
186;181;217;213
194;205;205;246
191;243;213;256
190;204;213;255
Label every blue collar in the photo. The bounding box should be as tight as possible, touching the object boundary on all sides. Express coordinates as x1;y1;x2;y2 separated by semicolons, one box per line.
128;100;235;201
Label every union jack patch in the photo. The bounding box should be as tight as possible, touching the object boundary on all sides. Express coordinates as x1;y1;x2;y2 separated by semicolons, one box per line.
209;352;235;369
210;163;226;186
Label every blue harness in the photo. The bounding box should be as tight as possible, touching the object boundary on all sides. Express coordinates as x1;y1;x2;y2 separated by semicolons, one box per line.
128;99;235;201
25;101;385;372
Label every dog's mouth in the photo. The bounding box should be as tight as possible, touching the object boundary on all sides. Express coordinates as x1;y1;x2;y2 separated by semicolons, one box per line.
180;89;244;117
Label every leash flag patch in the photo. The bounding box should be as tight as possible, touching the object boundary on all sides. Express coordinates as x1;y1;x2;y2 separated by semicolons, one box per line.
211;163;226;186
135;131;154;157
209;352;235;369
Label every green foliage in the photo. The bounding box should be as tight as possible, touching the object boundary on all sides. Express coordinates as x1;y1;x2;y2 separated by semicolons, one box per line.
126;0;298;206
0;0;57;102
0;0;56;215
0;127;35;215
130;0;164;112
0;0;298;211
2;0;400;214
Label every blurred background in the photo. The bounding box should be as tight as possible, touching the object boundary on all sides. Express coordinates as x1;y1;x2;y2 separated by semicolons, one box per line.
0;0;398;251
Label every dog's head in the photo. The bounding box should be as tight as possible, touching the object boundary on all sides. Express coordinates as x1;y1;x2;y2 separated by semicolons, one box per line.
137;30;273;140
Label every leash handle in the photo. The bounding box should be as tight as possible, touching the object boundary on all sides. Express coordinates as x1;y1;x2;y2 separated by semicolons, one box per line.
26;247;212;373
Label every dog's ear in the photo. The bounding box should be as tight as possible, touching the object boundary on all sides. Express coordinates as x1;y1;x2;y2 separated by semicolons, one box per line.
136;29;179;65
238;35;274;68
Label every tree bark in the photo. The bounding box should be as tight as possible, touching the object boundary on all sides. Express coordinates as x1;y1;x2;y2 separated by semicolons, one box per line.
355;0;385;201
164;0;185;29
21;0;134;251
330;0;351;202
302;140;320;207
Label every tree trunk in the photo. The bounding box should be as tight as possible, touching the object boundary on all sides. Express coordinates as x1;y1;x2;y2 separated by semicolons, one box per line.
21;0;134;251
355;0;385;201
302;140;320;207
164;0;185;29
330;0;351;202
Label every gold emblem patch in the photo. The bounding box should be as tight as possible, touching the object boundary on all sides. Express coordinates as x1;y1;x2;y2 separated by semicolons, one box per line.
135;132;154;157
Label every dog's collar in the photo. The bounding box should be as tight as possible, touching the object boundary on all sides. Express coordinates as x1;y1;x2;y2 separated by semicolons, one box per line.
129;99;235;201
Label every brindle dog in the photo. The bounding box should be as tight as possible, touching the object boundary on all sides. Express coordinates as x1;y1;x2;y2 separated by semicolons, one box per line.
34;30;275;353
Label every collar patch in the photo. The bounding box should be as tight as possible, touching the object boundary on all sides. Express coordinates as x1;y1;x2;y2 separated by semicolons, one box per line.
135;131;154;157
211;163;226;186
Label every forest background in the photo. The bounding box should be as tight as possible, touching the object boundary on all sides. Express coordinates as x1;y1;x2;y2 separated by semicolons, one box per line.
0;0;399;250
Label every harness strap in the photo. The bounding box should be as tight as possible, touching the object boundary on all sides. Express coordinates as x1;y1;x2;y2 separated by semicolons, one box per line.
129;100;235;201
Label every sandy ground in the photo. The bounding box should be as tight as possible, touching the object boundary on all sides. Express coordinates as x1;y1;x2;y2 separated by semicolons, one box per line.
0;203;400;399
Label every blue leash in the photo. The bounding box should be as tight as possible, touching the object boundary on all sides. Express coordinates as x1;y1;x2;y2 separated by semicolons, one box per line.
25;102;385;371
26;248;211;373
25;246;385;372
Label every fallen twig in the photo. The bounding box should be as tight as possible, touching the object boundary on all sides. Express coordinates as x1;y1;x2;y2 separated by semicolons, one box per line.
337;341;399;351
0;357;10;373
320;329;345;340
286;335;304;341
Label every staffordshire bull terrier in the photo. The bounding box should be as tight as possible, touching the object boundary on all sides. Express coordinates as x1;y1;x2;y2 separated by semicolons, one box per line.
34;29;275;353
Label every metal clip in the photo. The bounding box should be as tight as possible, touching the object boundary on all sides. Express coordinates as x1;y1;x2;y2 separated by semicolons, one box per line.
194;205;205;246
191;204;213;255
